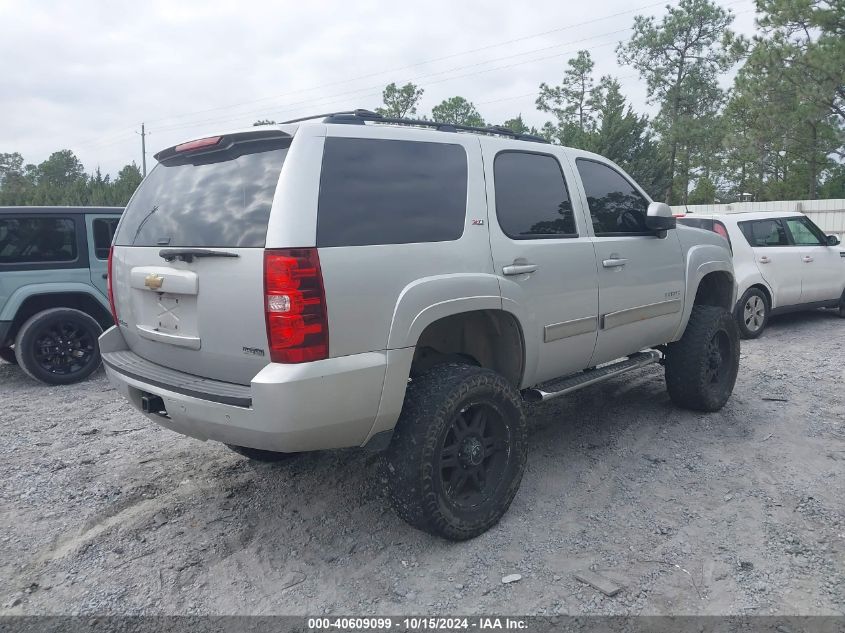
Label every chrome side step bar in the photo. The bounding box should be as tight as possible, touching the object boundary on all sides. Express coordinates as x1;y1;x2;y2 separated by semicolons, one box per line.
522;350;662;403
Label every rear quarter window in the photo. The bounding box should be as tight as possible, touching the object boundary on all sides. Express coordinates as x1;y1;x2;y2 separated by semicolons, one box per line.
316;137;468;247
0;217;77;264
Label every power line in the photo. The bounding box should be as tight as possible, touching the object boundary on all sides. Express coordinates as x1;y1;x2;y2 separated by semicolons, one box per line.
149;29;630;136
140;0;675;128
475;73;642;107
131;1;752;138
75;0;753;150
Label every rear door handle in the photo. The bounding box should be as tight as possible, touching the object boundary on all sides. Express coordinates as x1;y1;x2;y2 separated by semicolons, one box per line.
602;258;628;268
502;263;538;276
758;256;771;264
802;255;814;263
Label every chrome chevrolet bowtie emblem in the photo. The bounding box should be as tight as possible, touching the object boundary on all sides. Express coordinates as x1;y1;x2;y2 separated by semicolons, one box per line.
144;273;164;290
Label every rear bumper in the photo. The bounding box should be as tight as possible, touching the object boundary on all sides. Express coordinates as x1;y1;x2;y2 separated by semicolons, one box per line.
99;326;388;452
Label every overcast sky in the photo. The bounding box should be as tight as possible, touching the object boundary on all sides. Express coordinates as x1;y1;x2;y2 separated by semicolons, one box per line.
0;0;759;177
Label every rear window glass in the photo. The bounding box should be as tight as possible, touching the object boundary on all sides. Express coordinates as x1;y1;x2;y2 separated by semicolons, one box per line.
494;151;576;238
317;138;467;247
0;217;77;264
115;138;288;248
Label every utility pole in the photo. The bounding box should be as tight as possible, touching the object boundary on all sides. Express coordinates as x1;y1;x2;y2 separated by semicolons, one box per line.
137;123;148;177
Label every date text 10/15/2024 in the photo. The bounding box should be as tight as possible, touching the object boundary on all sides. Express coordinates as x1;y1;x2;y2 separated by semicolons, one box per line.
307;617;529;630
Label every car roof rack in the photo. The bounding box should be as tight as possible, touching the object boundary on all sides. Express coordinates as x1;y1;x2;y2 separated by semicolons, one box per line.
281;109;549;144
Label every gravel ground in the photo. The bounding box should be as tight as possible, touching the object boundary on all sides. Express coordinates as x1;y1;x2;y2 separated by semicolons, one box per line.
1;311;843;616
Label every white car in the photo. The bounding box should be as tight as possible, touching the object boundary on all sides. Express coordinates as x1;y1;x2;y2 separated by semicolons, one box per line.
678;211;845;338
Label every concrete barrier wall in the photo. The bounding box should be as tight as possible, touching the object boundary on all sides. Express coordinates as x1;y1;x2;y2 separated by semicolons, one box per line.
669;199;845;239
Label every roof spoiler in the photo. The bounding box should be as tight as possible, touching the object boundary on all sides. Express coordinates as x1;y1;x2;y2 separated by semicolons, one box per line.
154;129;290;162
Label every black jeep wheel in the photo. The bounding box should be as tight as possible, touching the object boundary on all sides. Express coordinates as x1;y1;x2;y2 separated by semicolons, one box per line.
14;308;102;385
225;445;298;462
0;347;17;365
665;305;740;412
383;364;528;541
838;291;845;319
735;287;769;338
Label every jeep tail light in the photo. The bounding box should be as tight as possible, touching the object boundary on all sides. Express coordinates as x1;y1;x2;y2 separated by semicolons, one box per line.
264;248;329;363
107;246;119;325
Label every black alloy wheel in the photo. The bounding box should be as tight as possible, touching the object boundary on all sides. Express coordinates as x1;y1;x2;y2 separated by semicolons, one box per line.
383;363;528;540
15;308;103;385
437;402;510;512
32;319;97;376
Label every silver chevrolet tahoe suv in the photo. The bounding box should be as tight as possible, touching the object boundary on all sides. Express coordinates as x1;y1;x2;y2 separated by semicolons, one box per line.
101;109;740;540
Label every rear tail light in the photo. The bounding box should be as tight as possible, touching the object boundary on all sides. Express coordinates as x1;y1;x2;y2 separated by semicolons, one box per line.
264;248;329;363
107;246;119;325
713;221;732;252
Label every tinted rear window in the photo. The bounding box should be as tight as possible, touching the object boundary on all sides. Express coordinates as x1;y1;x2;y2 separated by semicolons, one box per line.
0;217;77;264
317;138;467;247
494;151;576;238
115;138;288;247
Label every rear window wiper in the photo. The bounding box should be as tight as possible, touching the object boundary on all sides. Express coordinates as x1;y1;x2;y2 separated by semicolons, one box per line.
159;248;239;263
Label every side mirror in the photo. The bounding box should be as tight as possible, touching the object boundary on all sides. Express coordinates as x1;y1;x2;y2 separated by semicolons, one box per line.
827;235;840;246
645;202;676;231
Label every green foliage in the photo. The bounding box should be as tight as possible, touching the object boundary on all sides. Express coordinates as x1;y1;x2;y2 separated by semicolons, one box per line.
589;78;671;199
500;115;530;134
688;176;718;204
0;152;33;205
618;0;740;203
376;82;424;118
549;0;845;204
537;50;596;133
431;96;485;127
0;150;142;206
705;0;844;201
819;165;845;198
498;115;545;138
536;60;669;199
755;0;845;131
7;5;844;213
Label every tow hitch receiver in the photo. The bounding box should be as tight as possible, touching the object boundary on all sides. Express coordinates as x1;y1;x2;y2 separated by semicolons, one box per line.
140;393;166;415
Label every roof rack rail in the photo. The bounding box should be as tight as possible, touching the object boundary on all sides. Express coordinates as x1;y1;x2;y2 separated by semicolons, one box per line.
282;109;549;144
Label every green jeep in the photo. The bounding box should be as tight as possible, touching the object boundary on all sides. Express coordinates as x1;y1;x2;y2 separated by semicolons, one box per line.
0;206;122;384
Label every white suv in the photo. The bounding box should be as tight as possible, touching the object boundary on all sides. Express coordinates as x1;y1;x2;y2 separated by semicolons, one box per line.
678;211;845;338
